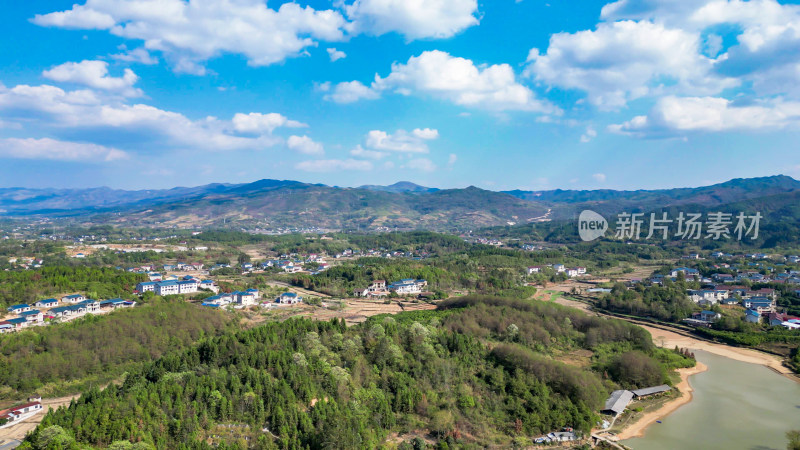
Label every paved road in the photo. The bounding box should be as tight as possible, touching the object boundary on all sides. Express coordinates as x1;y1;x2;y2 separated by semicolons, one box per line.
0;439;21;449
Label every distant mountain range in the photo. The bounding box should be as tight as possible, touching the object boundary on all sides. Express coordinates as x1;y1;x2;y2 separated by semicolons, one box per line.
2;175;799;231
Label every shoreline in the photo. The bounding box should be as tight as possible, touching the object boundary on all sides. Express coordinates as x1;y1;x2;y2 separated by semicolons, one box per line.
634;322;799;382
615;361;708;440
552;296;799;382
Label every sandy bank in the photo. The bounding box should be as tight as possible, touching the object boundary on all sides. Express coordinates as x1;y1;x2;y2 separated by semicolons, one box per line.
616;361;708;440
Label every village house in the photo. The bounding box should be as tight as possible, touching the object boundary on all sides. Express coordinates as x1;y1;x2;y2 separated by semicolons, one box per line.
742;296;776;314
692;310;721;323
61;294;86;304
0;401;43;427
177;279;198;294
388;279;428;295
769;312;799;326
276;292;302;304
200;279;219;293
527;266;544;274
745;308;762;323
7;304;31;314
136;281;157;293
148;272;163;281
670;267;700;279
356;280;389;298
234;291;257;306
34;298;59;308
99;298;136;311
0;321;13;333
19;309;44;323
155;281;180;296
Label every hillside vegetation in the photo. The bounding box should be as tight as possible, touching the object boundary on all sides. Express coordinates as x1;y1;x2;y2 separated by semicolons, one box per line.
23;296;693;449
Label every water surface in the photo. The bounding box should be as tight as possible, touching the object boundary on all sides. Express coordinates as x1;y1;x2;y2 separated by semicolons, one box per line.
622;350;800;450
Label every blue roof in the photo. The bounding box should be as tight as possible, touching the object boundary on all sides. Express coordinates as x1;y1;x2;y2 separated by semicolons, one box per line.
281;292;297;297
6;317;27;324
19;309;42;316
8;304;29;310
701;310;716;315
246;288;258;292
100;298;126;305
201;302;220;308
37;298;58;304
64;294;83;298
746;309;760;316
50;306;72;313
138;281;157;286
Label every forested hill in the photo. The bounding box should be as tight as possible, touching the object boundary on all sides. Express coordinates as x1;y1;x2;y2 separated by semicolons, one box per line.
24;296;694;449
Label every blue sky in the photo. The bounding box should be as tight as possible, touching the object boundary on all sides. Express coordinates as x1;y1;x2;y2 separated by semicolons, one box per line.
1;0;800;191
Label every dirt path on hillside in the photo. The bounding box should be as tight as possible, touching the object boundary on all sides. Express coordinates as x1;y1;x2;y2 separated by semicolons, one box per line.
298;299;436;325
265;281;332;298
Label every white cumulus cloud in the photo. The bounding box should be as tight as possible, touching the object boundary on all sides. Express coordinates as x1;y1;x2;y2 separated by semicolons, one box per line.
327;48;347;62
328;50;556;113
365;128;438;153
325;80;381;103
0;83;305;152
343;0;479;40
43;60;142;97
33;0;348;73
111;47;158;65
609;96;800;137
232;113;307;134
287;135;324;155
0;137;128;161
525;20;737;109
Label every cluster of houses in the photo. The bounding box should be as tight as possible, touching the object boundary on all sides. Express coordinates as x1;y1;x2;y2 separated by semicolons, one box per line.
0;397;43;428
1;294;136;333
354;279;429;298
201;290;304;309
528;264;587;278
136;276;218;296
331;248;429;260
652;266;800;330
6;256;44;270
201;288;261;307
